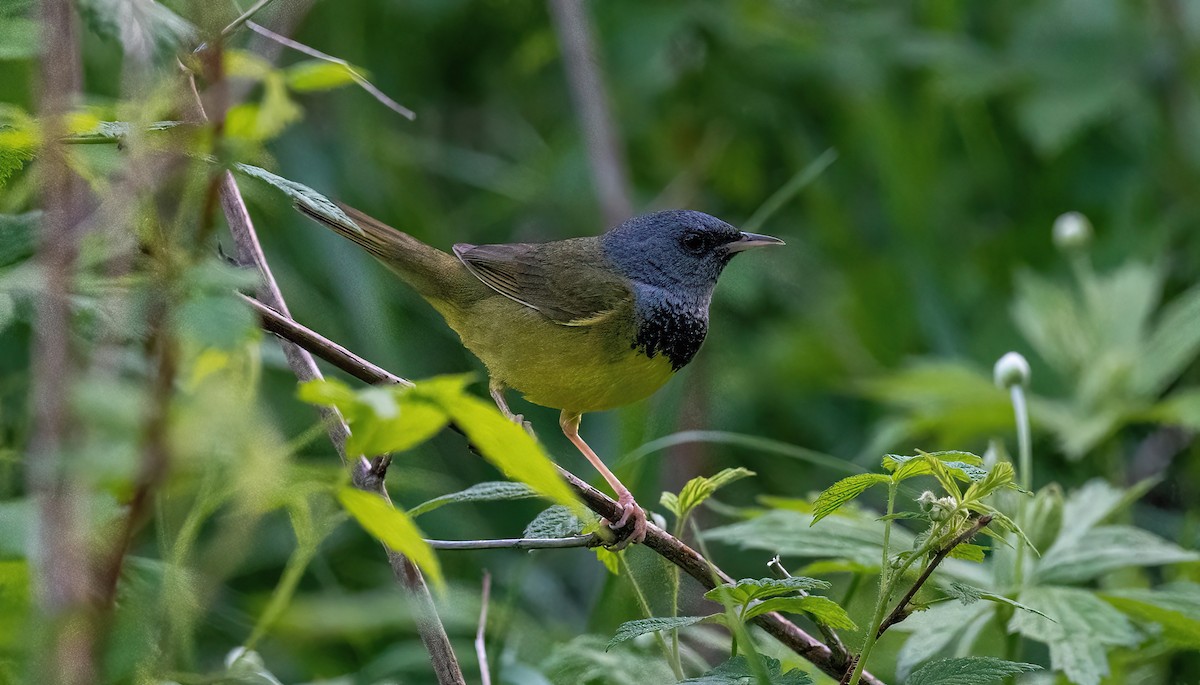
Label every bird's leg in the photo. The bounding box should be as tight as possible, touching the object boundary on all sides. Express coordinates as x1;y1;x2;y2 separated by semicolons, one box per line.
559;410;647;550
489;379;534;437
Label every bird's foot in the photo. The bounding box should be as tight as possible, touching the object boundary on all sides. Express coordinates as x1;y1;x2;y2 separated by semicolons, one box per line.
504;411;535;439
602;492;647;551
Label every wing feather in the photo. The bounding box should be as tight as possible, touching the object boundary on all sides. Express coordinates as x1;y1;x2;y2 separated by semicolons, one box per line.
453;240;631;326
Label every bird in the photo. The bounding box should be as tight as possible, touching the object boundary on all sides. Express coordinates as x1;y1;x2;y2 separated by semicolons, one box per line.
298;203;783;548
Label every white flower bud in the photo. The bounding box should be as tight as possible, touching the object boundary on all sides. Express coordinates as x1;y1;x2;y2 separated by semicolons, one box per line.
1052;212;1092;251
994;352;1031;388
929;495;958;522
917;491;937;512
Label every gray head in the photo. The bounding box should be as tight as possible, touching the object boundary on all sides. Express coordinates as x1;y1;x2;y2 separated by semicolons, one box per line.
600;210;784;291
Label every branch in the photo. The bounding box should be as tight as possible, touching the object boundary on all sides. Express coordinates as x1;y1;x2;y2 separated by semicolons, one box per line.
427;535;599;551
546;0;633;226
28;0;97;682
875;515;993;638
241;296;887;685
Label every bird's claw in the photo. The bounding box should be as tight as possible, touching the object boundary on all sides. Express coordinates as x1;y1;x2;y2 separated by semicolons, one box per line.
602;493;647;551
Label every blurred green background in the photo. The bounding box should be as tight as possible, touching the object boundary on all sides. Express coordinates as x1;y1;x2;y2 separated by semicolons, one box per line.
3;0;1200;683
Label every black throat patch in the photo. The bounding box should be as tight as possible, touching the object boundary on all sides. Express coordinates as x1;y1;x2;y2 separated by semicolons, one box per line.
631;290;710;372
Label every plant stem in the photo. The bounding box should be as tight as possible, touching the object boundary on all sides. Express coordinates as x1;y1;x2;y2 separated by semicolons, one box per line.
1010;385;1031;588
618;554;683;680
845;481;898;685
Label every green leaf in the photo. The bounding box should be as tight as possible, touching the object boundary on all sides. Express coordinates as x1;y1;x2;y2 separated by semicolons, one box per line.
234;162;362;234
285;60;361;92
606;615;716;651
962;461;1022;502
905;657;1040;685
524;505;585;539
706;509;917;569
946;543;985;562
75;0;196;60
297;378;360;415
346;397;447;457
417;379;580;512
0;126;35;186
662;467;755;520
408;481;538;518
1009;586;1140;685
810;473;889;525
681;655;811;684
1101;583;1200;649
0;559;30;651
0;212;39;267
227;74;302;142
593;547;620;575
336;487;443;590
0;17;37;60
1035;525;1198;584
704;577;830;605
743;595;857;630
896;602;994;681
1135;284;1200;396
943;582;1052;620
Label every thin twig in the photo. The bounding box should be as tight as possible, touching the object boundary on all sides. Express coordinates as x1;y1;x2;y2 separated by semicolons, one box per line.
245;21;416;120
476;571;492;685
238;295;886;685
875;515;993;638
220;0;278;38
427;535;599;550
187;71;465;684
547;0;633;226
768;555;849;669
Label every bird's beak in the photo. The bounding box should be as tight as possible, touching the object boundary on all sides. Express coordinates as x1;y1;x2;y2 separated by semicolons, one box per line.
726;231;785;253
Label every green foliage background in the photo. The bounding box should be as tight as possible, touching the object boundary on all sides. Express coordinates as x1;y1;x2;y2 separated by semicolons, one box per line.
1;0;1199;684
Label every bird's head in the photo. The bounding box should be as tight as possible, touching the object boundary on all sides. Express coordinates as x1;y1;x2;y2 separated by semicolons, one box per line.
601;210;784;291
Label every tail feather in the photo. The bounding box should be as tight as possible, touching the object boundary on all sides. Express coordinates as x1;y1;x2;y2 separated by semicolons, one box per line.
296;202;466;301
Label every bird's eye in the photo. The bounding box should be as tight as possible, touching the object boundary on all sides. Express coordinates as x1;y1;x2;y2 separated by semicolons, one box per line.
681;232;706;254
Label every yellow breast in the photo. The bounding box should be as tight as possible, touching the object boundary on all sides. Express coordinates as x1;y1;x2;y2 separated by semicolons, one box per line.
436;295;675;414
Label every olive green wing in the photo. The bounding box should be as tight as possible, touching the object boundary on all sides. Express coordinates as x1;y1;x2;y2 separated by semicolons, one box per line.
452;239;632;326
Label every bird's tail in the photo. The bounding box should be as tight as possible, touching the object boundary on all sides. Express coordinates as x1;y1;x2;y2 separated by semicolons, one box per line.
296;202;466;301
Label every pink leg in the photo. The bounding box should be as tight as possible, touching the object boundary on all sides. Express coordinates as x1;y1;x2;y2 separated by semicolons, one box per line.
560;410;647;549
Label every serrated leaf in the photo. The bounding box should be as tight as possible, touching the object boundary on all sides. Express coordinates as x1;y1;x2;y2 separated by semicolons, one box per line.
947;543;985;562
743;595;857;630
337;487;442;590
681;655;811;685
1035;525;1197;584
1135;284;1200;396
663;467;755;520
905;656;1040;685
285;60;361;92
704;576;830;605
408;481;538;518
706;509;917;569
943;582;1052;620
524;505;584;539
963;461;1021;502
234;162;362;234
896;602;994;680
415;379;580;513
810;473;889;525
1101;583;1200;649
606;615;716;651
1009;586;1140;685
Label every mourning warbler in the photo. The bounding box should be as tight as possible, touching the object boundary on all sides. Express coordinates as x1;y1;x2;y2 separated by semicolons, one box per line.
299;203;783;547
